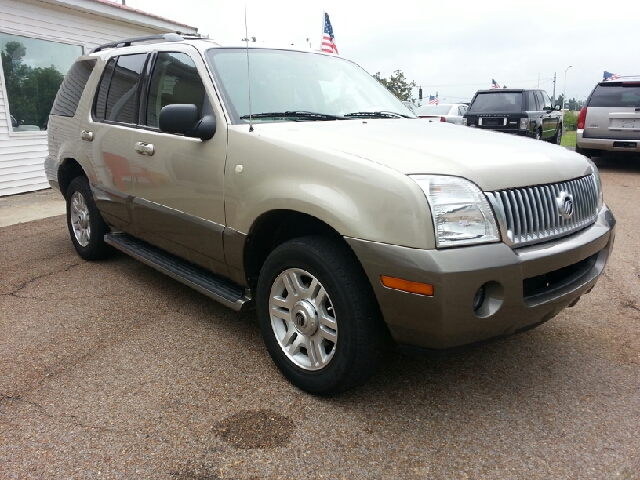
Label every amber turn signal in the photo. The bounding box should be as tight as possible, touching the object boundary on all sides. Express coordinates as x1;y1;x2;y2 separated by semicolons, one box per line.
380;276;434;296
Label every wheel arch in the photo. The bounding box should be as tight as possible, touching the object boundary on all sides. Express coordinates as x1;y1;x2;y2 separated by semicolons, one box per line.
242;209;345;288
57;158;86;197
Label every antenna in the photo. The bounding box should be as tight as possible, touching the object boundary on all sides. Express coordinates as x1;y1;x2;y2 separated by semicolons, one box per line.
244;4;254;132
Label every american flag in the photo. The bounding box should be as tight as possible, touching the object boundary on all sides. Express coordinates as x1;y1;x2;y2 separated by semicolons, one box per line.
428;95;439;105
603;71;620;81
491;78;500;89
322;12;338;54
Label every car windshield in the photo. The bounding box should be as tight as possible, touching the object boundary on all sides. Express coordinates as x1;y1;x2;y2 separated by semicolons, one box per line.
415;104;453;115
205;48;415;123
468;92;523;113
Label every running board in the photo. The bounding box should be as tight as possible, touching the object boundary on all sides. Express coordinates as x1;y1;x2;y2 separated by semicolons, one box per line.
104;233;252;311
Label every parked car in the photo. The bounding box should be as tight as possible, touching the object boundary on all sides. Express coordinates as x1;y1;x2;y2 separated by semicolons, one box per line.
46;34;615;395
465;89;563;143
576;76;640;158
414;103;467;124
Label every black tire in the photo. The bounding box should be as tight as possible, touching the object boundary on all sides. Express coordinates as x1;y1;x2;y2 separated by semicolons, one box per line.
535;129;542;141
551;123;563;145
256;236;385;396
66;176;113;260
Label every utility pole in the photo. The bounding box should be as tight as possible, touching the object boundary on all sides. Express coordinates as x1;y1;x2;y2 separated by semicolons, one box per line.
552;72;556;105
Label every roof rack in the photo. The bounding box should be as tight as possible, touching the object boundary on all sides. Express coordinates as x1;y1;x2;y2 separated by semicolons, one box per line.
91;32;199;53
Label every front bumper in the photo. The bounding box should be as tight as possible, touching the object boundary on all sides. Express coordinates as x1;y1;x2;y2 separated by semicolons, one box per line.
346;205;615;349
577;130;640;153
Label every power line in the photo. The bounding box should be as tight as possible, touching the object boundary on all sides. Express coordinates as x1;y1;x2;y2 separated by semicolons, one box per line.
417;78;554;88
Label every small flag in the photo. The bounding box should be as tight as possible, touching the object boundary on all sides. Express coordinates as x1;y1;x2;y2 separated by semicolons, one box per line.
322;13;338;54
603;71;620;81
428;95;439;105
491;78;500;89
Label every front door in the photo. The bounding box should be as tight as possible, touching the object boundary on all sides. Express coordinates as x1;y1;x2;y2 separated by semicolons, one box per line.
129;48;228;275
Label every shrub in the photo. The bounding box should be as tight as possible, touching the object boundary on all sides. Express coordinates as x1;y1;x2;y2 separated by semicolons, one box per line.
563;111;578;131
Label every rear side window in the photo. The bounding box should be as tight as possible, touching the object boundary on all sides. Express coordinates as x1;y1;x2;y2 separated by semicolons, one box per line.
468;92;523;113
51;59;96;117
93;53;147;124
589;84;640;108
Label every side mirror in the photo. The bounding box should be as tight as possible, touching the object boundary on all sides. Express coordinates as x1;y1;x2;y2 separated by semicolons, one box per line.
159;104;216;140
554;105;561;111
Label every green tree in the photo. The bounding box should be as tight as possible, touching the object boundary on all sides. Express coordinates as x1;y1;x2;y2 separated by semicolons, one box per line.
373;70;417;102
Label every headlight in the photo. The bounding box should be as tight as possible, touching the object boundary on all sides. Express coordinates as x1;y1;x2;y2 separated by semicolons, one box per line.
519;118;530;130
411;175;500;248
587;159;603;209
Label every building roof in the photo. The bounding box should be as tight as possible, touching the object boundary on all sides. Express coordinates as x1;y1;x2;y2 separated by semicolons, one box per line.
88;0;195;31
41;0;198;34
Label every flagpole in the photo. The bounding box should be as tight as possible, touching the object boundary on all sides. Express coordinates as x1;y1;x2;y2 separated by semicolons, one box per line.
320;11;325;51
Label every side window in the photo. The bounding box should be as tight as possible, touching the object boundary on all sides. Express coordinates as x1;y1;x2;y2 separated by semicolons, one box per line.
527;91;537;111
51;59;96;117
144;52;206;128
540;91;552;110
533;91;544;111
93;54;146;124
93;58;116;120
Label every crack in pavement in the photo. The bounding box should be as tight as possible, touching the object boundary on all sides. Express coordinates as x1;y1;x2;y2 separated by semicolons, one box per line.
0;393;120;433
1;262;82;298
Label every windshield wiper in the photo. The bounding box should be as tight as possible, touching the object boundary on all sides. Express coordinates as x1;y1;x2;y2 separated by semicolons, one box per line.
343;111;412;119
240;111;345;121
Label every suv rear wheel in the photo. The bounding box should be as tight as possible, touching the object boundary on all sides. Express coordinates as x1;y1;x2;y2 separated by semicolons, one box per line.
256;236;385;396
66;176;112;260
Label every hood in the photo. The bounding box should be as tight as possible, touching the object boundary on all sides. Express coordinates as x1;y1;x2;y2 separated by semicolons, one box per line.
246;119;590;191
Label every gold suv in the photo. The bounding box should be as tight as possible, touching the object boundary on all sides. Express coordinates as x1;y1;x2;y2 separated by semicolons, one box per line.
46;34;615;395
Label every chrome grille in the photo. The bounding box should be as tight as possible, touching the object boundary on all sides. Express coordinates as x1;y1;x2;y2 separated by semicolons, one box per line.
485;175;599;247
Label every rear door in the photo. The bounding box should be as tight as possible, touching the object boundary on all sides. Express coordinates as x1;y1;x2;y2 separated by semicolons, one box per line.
584;82;640;140
85;53;149;231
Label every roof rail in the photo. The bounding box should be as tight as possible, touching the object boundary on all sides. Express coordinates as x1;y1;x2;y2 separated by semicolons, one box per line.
91;33;187;53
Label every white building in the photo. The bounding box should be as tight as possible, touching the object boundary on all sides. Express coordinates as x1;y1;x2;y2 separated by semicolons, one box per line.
0;0;197;196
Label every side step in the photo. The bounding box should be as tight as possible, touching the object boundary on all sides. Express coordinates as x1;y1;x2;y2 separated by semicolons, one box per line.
104;232;252;311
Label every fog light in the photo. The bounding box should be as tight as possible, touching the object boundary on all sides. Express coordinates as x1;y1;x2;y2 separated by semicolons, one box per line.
473;286;486;311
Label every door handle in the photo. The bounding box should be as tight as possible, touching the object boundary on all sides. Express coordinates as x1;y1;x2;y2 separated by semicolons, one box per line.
134;142;155;156
81;130;94;142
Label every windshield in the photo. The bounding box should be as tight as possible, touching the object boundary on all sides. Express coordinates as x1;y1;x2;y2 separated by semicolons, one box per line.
415;104;453;115
468;92;523;113
205;48;415;122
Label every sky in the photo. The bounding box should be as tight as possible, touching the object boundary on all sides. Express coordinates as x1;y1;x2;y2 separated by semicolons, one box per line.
121;0;638;104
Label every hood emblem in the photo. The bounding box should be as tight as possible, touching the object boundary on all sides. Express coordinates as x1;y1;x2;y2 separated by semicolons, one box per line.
556;191;574;219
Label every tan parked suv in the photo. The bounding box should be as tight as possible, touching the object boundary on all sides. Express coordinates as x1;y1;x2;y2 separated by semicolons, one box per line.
576;76;640;157
46;34;615;395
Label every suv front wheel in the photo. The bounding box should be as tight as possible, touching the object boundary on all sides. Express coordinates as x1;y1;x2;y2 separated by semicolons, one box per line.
66;176;112;260
256;236;385;396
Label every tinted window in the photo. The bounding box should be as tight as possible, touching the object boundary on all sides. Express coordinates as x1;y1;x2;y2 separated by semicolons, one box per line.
468;92;523;113
527;91;539;110
93;58;115;120
104;54;146;124
589;84;640;108
51;59;96;117
145;52;205;128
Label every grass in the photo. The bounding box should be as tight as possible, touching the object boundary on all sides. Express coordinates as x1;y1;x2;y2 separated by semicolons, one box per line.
561;130;576;148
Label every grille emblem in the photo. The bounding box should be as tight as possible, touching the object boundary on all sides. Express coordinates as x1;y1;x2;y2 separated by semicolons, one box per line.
556;191;574;219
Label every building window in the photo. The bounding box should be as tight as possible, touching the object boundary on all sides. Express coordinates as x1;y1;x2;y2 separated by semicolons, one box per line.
0;32;82;132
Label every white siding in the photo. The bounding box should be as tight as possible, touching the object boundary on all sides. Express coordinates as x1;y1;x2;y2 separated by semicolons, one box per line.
0;0;193;196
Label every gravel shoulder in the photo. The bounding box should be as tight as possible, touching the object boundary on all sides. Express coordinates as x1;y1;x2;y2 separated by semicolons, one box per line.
0;161;639;479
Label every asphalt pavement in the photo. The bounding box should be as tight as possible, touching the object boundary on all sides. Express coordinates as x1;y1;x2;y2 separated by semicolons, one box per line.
0;157;639;479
